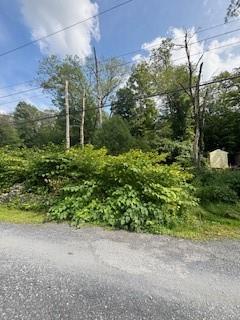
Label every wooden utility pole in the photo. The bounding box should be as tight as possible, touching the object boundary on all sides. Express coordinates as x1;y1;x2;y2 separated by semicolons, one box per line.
65;80;70;150
80;88;86;148
93;47;102;127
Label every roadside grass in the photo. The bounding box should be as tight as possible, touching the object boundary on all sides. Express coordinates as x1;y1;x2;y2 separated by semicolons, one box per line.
0;203;239;240
76;204;240;240
152;204;240;240
0;206;45;224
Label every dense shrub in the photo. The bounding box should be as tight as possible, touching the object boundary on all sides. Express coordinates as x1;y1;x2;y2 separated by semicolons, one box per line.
48;148;197;231
27;146;108;191
194;168;240;203
93;116;135;155
0;146;197;231
0;148;30;191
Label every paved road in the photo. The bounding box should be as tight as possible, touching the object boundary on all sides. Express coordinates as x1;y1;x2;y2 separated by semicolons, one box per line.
0;223;239;320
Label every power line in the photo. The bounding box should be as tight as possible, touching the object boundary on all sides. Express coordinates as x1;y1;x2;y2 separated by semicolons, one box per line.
0;93;52;107
8;113;65;125
2;29;240;104
2;36;240;104
2;19;240;91
0;87;42;99
0;8;238;69
0;80;35;90
186;26;240;47
5;73;240;126
192;17;240;35
2;34;240;100
142;74;240;100
109;37;240;70
171;38;240;62
98;74;240;110
101;22;240;61
0;0;135;58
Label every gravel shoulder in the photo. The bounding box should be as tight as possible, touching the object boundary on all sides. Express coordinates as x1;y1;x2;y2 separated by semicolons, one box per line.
0;223;240;320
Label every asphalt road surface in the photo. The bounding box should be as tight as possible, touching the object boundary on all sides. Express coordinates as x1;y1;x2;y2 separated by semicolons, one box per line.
0;223;239;320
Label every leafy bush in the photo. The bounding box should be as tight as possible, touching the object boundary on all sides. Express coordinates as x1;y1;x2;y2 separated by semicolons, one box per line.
93;116;135;155
27;146;108;191
194;168;240;203
49;149;197;231
0;147;30;192
198;185;238;203
0;146;197;231
157;138;193;167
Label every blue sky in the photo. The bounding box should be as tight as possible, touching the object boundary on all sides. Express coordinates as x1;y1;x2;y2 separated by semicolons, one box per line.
0;0;238;113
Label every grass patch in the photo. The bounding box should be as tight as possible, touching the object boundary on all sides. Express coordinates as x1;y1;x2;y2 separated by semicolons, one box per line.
76;204;240;240
152;205;240;240
0;205;45;224
0;203;239;240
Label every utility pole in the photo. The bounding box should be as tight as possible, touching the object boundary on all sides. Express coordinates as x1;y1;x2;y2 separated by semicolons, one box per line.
65;80;70;150
80;88;86;148
93;47;102;127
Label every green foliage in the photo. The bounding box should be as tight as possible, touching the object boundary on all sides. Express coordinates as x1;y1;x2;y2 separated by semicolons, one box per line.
157;138;193;167
204;71;240;159
0;147;30;191
26;145;107;191
194;168;240;203
14;101;42;147
112;62;158;142
38;55;98;145
93;116;135;154
14;101;63;147
1;147;240;238
0;205;45;224
0;147;197;231
0;115;21;147
47;148;197;231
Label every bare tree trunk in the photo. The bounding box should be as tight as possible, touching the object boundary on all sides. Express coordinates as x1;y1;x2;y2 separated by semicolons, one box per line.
193;62;203;167
183;31;204;167
199;90;208;163
80;89;86;148
193;121;201;167
93;47;102;127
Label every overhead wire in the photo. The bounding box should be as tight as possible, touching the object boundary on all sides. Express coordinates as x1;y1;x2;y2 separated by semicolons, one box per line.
101;23;240;61
0;87;42;99
2;18;240;91
0;93;53;107
3;32;240;102
4;73;240;126
2;31;240;103
0;0;135;58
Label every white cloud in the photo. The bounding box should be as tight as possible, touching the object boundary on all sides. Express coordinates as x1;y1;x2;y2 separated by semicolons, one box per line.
132;53;144;63
142;36;166;52
133;27;240;81
20;0;100;60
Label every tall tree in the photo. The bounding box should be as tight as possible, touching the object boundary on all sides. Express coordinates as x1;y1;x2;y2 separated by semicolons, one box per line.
0;115;21;146
112;61;158;138
86;56;128;128
14;101;42;147
13;101;62;147
93;116;134;155
204;70;240;160
38;55;97;145
149;40;192;141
